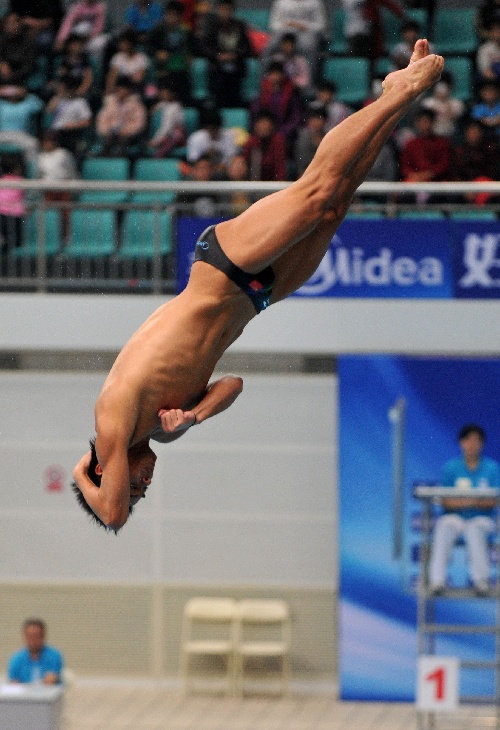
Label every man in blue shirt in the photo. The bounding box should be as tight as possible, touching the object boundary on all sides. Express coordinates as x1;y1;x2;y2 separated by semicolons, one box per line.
429;424;500;595
8;618;64;684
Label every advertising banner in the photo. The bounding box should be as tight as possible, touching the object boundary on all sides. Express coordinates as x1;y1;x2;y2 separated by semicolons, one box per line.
451;221;500;298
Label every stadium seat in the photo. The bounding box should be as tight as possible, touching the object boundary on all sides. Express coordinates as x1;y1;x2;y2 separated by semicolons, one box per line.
374;57;391;78
64;209;116;256
221;107;250;130
346;211;385;219
11;210;61;257
382;8;428;50
443;56;474;101
119;210;172;258
184;107;199;136
322;57;370;105
243;57;261;102
191;57;209;101
79;157;130;204
450;210;497;221
130;157;180;204
235;8;270;30
329;8;348;55
398;210;446;219
432;8;478;55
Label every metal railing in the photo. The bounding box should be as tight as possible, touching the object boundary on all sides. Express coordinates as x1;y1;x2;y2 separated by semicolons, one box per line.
0;179;498;294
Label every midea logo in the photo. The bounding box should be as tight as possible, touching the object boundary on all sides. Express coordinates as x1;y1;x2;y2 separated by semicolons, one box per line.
298;235;444;294
459;234;500;288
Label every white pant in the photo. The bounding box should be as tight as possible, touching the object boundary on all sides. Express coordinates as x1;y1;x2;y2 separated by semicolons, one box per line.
429;513;495;586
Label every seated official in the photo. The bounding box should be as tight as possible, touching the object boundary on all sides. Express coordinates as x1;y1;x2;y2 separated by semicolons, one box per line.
8;618;64;684
429;424;500;596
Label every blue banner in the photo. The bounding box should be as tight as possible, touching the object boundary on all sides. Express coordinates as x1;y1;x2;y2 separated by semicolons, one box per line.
176;217;500;299
339;356;500;701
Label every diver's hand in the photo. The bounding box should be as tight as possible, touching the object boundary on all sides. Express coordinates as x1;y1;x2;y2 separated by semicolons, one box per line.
73;450;92;485
158;408;196;433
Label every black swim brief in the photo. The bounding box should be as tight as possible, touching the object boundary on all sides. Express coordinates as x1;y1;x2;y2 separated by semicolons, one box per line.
194;225;275;314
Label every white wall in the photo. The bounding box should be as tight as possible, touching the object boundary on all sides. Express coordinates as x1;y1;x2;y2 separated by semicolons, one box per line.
0;372;336;588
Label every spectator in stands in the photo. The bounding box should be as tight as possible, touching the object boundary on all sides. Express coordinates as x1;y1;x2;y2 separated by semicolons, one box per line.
400;107;452;182
244;110;287;181
148;0;193;105
294;105;326;177
186;105;237;171
251;61;303;152
452;119;499;205
46;76;92;157
221;153;251;214
124;0;163;43
390;20;431;71
270;32;312;98
267;0;326;79
147;80;185;157
37;130;77;238
476;20;500;81
365;140;398;182
105;30;149;94
7;618;63;684
0;85;43;170
53;34;94;99
471;79;500;136
421;71;465;138
477;0;500;40
55;0;109;59
199;0;252;109
310;80;351;130
0;153;25;249
179;153;219;216
9;0;64;59
96;75;147;157
342;0;404;60
0;12;37;87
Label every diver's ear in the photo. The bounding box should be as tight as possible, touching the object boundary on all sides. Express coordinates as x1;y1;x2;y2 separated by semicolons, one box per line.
95;463;103;476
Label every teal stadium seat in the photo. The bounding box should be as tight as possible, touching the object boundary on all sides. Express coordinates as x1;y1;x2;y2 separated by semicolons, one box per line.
432;8;478;55
12;210;61;257
329;9;348;55
190;57;209;101
323;57;370;105
243;58;261;103
64;209;116;257
119;210;172;258
79;157;130;204
346;211;385;219
221;107;250;130
382;8;428;49
130;157;180;205
398;210;446;219
450;210;497;221
235;8;270;31
184;107;200;136
443;56;474;101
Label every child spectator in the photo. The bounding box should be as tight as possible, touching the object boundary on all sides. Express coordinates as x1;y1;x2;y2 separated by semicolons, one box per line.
400;108;452;182
186;105;237;171
294;106;326;178
37;130;77;238
270;32;312;98
55;0;109;59
147;81;185;157
199;0;253;109
178;154;218;216
453;119;499;187
96;75;147;157
421;71;465;138
106;30;150;95
251;61;303;151
472;79;500;136
222;153;251;215
54;34;93;99
243;110;287;181
477;20;500;81
311;80;351;130
124;0;163;43
148;0;193;104
46;76;92;157
0;154;25;250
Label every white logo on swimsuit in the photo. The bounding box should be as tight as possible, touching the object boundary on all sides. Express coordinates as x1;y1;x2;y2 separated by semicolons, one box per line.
297;235;444;294
197;240;209;250
459;233;500;288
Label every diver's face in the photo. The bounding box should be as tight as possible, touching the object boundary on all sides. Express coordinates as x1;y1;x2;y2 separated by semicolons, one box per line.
127;442;157;506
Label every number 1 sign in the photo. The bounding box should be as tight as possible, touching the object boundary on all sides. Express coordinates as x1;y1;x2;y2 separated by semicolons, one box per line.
416;657;460;711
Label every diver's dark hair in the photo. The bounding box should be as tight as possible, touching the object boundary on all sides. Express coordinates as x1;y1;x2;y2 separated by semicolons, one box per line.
458;424;486;442
71;438;134;533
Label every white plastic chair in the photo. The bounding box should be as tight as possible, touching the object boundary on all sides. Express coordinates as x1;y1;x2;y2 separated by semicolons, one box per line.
179;597;237;694
234;599;292;695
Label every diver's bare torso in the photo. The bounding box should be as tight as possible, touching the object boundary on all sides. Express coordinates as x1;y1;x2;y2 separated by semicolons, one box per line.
95;260;256;446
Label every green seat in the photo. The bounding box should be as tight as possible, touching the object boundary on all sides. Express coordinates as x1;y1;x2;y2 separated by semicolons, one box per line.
243;57;261;102
221;107;250;130
322;57;370;105
65;209;116;256
79;157;130;204
329;8;348;55
382;8;428;49
119;210;172;258
433;8;478;55
346;211;385;219
12;210;61;257
374;57;391;77
235;8;269;30
184;106;199;136
443;56;473;101
398;210;446;219
450;210;497;221
191;57;209;101
130;157;180;204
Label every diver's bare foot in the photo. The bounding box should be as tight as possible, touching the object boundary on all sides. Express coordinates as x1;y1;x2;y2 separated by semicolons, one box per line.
382;50;444;100
409;38;430;64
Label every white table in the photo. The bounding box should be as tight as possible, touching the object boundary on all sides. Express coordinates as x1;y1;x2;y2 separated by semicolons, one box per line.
0;684;64;730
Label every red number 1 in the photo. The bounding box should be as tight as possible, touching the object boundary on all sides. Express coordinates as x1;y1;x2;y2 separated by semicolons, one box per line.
426;666;445;700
